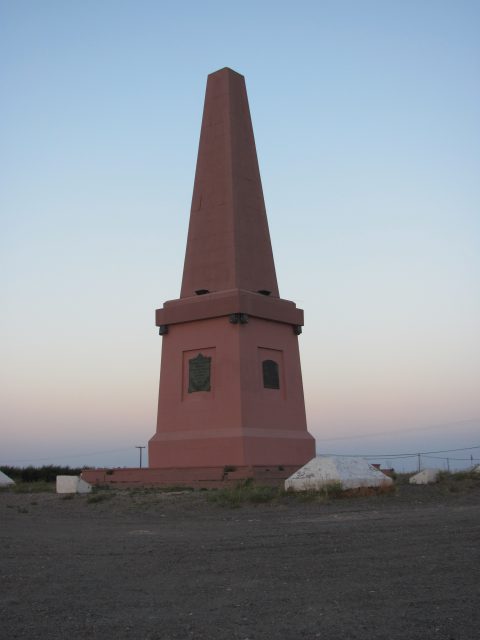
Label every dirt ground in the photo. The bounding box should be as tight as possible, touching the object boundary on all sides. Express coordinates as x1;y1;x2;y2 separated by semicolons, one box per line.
1;481;479;640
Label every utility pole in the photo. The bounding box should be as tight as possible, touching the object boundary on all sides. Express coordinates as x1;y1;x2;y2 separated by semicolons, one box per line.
417;453;421;473
135;446;146;469
446;458;450;472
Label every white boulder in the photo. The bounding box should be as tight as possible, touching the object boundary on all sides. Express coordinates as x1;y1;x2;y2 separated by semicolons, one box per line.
0;470;15;486
285;456;393;492
56;475;92;494
409;468;440;485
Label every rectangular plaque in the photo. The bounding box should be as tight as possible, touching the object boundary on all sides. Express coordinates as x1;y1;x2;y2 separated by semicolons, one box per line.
188;353;211;393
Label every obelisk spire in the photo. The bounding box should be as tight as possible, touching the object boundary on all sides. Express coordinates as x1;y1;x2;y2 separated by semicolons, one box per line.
149;68;315;472
180;67;279;298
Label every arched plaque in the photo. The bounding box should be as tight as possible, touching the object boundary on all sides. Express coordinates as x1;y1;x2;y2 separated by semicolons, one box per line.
262;359;280;390
188;353;211;393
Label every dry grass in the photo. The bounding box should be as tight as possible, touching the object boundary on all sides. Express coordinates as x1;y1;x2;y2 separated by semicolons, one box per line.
206;479;396;508
207;481;278;507
437;470;480;493
9;481;55;493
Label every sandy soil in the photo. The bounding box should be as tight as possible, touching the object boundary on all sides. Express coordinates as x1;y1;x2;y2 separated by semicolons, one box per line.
1;482;479;640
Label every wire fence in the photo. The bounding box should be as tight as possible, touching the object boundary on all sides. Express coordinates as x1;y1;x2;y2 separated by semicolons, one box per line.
321;446;480;473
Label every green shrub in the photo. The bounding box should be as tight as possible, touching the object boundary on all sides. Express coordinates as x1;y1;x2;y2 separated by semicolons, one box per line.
246;486;278;503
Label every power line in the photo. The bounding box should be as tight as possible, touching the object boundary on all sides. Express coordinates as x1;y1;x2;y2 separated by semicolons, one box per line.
423;455;480;462
416;445;480;454
315;418;479;443
322;445;480;459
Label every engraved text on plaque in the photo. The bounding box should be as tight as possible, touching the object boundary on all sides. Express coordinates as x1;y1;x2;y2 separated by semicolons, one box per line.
188;353;212;393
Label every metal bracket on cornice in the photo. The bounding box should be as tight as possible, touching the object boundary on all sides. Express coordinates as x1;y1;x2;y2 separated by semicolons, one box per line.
229;313;249;325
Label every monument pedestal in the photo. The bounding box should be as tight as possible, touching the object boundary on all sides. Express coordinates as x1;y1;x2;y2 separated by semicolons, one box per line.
149;293;314;468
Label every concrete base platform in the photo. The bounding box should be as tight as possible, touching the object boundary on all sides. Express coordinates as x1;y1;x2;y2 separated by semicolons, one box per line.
81;465;302;489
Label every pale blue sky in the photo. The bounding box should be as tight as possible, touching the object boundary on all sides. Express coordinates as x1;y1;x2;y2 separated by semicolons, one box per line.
1;0;479;470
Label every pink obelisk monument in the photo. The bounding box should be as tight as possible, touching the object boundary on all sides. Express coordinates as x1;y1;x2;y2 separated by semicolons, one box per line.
148;68;315;468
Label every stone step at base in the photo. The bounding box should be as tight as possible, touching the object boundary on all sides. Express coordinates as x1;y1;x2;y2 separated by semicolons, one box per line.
81;464;303;489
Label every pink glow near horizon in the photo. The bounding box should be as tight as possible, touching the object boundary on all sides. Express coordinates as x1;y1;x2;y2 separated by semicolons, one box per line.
2;2;479;470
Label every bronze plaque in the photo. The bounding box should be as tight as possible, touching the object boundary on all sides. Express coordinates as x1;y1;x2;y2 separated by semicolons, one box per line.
262;359;280;389
188;353;211;393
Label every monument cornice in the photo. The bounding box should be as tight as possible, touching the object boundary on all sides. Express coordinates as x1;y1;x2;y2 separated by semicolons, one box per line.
156;288;304;327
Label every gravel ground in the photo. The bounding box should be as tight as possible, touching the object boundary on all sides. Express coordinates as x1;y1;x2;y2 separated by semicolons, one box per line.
1;481;479;640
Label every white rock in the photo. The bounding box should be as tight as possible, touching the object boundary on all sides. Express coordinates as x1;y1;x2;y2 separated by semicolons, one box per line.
285;456;393;492
409;468;440;485
0;470;15;486
56;475;92;494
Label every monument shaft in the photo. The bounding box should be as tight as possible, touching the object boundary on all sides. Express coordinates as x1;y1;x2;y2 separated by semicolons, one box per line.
148;68;315;468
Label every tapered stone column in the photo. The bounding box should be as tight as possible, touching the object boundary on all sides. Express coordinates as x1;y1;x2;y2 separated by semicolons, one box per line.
148;68;315;468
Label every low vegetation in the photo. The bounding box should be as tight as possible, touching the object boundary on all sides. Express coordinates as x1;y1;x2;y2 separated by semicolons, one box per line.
127;485;195;496
207;481;279;507
0;465;85;483
437;469;480;493
205;479;390;508
1;465;89;494
10;481;56;493
1;466;477;504
86;492;112;504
